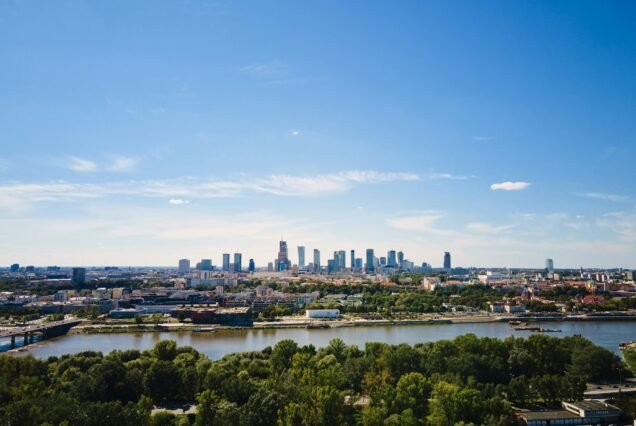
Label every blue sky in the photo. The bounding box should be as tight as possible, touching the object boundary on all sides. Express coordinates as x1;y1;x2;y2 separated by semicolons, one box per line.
1;0;635;268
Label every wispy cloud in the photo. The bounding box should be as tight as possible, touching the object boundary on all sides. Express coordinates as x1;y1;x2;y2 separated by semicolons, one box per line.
429;172;476;180
168;199;190;205
0;170;421;211
69;157;98;172
466;222;515;234
577;192;628;202
490;181;531;191
240;61;287;77
387;212;445;231
107;156;139;172
67;155;139;173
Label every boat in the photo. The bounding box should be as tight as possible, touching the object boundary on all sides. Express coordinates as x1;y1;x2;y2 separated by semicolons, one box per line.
192;327;216;333
508;320;522;326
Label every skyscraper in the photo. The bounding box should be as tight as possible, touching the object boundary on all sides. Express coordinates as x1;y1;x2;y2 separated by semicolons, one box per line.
248;259;255;273
397;251;404;268
443;252;452;270
337;250;346;272
546;259;554;273
387;250;397;268
313;249;321;273
298;246;306;269
178;259;190;274
366;249;375;273
277;240;291;271
233;253;242;272
200;259;213;271
222;254;230;272
350;250;355;271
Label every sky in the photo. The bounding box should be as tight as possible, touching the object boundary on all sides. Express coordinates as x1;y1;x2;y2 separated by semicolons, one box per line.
1;0;635;268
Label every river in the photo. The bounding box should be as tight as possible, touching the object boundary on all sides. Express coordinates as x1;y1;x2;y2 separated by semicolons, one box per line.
8;320;635;359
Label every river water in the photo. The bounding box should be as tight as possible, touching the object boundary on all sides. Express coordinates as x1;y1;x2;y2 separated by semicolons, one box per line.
9;320;635;359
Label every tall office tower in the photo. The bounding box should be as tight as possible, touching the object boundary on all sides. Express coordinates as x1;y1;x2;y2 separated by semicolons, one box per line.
233;253;242;272
72;267;86;285
267;262;274;272
277;240;291;271
313;249;321;273
222;254;230;272
338;250;346;272
178;259;190;274
10;263;19;272
380;257;387;266
355;258;363;270
200;259;213;271
298;246;306;269
443;252;452;270
327;259;336;274
397;251;404;268
332;252;340;273
387;250;397;268
350;250;355;271
248;259;255;273
545;259;554;273
366;249;375;272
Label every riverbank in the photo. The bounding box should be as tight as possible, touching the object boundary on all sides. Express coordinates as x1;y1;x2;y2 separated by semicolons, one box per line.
66;311;636;334
13;319;636;359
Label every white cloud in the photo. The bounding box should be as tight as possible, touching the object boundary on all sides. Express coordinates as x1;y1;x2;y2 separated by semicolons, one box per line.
577;192;628;202
68;155;139;173
490;181;531;191
429;172;476;180
386;212;455;236
466;222;515;234
168;199;190;205
69;157;98;172
291;130;300;136
0;170;421;210
107;156;139;172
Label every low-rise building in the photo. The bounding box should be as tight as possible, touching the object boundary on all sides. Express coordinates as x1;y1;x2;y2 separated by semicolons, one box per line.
306;309;340;319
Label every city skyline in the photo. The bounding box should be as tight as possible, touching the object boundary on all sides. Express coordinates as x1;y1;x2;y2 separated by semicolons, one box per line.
1;2;635;268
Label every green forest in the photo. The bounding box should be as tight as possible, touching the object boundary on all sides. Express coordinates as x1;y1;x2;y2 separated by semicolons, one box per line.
0;334;630;426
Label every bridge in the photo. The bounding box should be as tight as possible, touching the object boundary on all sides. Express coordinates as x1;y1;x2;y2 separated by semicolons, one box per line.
0;319;82;350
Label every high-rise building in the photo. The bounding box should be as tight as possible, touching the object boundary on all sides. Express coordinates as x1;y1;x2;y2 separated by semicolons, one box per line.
233;253;242;272
443;252;452;270
545;259;554;273
10;263;19;272
397;251;404;268
200;259;213;271
72;267;86;285
222;254;230;272
178;259;190;274
355;258;363;270
277;240;292;271
366;249;375;273
298;246;306;269
248;259;255;273
327;259;336;274
267;262;274;272
337;250;346;272
380;257;387;266
350;250;355;271
313;249;321;273
387;250;397;268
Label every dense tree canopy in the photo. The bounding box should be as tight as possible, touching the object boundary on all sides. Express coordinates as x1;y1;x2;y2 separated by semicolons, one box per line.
0;334;630;425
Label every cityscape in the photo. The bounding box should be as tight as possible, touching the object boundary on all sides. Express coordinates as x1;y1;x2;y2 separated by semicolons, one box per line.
2;0;636;425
